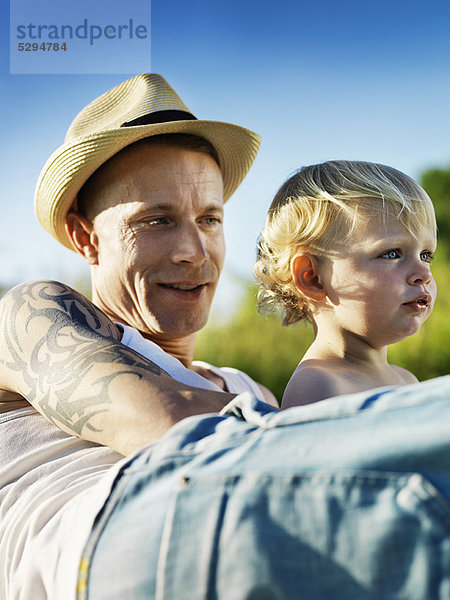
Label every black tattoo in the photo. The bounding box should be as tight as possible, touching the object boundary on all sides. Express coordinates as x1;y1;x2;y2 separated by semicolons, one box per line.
0;281;161;436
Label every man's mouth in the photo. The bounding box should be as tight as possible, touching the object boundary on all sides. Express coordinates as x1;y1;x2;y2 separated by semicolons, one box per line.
160;283;205;291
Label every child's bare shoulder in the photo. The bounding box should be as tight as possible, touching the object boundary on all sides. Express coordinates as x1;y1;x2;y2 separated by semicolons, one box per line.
391;364;418;384
281;361;344;409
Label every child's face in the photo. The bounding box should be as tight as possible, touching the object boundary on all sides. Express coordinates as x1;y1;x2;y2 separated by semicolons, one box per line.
319;212;437;347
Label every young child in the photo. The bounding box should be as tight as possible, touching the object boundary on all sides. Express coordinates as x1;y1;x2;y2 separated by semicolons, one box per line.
254;160;437;409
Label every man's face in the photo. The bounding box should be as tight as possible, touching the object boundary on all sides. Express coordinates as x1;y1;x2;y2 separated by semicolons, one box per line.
88;142;225;341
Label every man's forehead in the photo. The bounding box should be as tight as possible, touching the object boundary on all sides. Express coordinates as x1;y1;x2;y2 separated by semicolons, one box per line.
107;140;221;179
86;142;224;219
112;136;217;167
90;140;219;186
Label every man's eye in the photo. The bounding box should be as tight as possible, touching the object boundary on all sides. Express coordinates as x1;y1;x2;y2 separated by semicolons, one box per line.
202;216;222;226
420;251;434;263
381;249;401;259
144;217;169;226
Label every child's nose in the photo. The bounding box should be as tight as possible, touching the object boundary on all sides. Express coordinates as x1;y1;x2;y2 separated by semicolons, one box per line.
408;262;432;286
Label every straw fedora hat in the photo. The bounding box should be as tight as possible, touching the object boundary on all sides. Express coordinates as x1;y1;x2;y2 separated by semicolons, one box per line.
35;73;261;250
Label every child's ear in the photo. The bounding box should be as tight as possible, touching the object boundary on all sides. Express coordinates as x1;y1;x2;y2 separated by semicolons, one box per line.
65;212;99;265
291;253;327;302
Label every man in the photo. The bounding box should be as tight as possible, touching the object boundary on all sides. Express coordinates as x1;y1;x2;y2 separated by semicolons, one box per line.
36;72;275;406
2;72;275;438
0;73;274;598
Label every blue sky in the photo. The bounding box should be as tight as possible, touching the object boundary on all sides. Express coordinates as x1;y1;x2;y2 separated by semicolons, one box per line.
1;0;449;315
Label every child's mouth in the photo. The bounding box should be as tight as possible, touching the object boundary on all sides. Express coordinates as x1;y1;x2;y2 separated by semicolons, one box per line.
403;294;431;310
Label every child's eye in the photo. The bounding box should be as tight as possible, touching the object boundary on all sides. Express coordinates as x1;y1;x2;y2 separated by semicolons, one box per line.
420;251;434;263
380;249;401;260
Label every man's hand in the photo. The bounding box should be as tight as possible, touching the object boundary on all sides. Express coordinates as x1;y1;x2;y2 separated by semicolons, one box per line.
0;281;232;455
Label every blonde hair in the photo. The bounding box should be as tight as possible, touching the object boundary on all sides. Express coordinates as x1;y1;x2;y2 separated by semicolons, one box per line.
254;160;436;325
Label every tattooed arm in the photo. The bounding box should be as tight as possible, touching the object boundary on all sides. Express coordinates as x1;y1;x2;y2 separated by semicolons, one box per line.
0;280;233;455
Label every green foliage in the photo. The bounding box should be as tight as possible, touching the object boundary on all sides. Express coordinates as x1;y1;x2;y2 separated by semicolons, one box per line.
195;284;314;404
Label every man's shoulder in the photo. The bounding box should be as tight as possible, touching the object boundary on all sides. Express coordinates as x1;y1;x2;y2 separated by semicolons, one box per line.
193;360;255;392
193;361;278;407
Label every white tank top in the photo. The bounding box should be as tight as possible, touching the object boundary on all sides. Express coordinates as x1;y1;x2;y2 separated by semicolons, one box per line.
0;325;266;599
0;408;123;600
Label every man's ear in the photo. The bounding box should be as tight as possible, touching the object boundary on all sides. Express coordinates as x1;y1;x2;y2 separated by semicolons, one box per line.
291;253;327;302
65;212;99;265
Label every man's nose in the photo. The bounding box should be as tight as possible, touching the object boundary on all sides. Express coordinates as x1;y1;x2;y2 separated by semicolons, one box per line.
171;224;209;265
